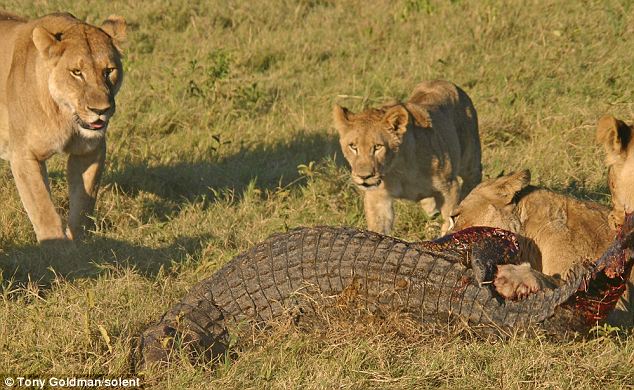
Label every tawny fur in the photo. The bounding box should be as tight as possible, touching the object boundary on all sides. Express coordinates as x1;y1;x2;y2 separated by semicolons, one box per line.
0;11;126;242
333;80;482;236
596;115;634;228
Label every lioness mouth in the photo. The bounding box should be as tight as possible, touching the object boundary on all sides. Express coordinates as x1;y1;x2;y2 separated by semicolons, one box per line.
88;119;106;130
75;116;107;131
357;179;382;189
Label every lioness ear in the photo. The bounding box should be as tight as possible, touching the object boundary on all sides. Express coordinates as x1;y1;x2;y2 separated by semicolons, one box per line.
597;115;632;159
384;105;409;141
32;26;62;59
333;104;352;136
101;15;127;51
495;170;531;204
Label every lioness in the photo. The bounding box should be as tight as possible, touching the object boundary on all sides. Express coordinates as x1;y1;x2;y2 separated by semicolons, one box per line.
333;80;482;235
596;115;634;228
596;114;634;326
0;12;126;242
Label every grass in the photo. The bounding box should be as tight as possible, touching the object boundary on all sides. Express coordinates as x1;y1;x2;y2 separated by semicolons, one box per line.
0;0;633;388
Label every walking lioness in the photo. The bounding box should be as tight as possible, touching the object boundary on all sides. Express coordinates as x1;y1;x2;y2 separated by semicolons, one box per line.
0;12;126;242
333;80;482;235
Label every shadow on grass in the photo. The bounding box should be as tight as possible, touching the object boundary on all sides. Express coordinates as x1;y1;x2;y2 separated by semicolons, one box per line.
0;234;208;286
550;181;611;205
107;131;341;202
0;131;342;287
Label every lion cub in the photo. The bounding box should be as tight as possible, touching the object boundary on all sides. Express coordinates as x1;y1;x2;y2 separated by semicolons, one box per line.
0;12;126;242
333;80;482;235
451;170;613;278
451;167;633;326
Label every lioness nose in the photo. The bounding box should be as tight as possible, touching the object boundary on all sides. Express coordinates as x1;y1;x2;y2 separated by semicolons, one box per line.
357;173;374;180
88;105;111;115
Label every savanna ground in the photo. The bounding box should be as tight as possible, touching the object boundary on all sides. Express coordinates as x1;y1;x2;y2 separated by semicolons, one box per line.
1;0;633;388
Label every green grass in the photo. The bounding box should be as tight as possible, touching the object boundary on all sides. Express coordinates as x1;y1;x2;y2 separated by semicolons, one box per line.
1;0;634;388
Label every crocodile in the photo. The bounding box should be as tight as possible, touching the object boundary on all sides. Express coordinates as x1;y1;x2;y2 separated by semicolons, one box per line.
140;215;634;366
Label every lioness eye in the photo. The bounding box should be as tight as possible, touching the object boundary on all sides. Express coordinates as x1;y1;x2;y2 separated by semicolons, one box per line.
373;144;384;153
70;69;82;77
348;143;357;153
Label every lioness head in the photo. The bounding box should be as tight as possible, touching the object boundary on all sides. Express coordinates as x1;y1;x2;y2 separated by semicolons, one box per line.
450;170;531;233
32;14;126;134
597;115;634;227
333;104;408;190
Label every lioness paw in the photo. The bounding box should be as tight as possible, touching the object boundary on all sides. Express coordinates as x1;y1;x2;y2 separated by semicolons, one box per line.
494;263;541;300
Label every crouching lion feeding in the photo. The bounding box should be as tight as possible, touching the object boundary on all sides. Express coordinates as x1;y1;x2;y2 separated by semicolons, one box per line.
450;117;634;327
